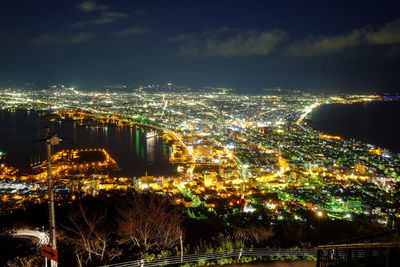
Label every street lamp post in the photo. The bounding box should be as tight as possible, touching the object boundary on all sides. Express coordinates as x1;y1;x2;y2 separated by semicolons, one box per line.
45;127;60;267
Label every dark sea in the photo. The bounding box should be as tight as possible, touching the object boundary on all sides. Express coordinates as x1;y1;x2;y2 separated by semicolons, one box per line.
309;101;400;153
0;110;173;176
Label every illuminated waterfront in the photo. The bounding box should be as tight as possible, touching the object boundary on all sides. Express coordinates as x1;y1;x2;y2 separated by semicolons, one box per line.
1;86;400;266
1;87;399;224
309;101;400;153
0;109;172;177
2;1;400;265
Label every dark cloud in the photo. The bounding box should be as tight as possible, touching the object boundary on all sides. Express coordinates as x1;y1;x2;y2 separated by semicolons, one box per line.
170;27;288;58
72;1;128;28
93;11;128;24
77;1;108;12
366;19;400;45
31;32;96;46
114;27;151;37
283;29;364;57
284;18;400;57
70;11;128;28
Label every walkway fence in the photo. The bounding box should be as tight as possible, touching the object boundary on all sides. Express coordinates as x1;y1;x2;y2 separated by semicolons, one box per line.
316;230;400;267
316;242;400;267
102;248;316;267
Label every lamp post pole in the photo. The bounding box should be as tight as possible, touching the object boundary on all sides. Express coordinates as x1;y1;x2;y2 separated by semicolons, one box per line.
45;127;59;267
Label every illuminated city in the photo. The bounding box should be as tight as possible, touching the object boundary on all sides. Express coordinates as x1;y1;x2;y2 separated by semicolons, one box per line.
1;87;399;224
1;0;400;266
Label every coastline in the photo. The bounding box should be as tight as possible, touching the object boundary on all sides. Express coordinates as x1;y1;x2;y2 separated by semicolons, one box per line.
0;109;173;176
306;100;400;154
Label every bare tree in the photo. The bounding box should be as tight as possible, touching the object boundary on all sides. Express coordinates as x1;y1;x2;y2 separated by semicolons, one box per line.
116;193;183;254
64;201;121;266
234;225;274;246
6;254;41;267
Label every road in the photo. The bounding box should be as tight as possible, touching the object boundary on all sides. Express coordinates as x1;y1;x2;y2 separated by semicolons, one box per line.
11;229;50;247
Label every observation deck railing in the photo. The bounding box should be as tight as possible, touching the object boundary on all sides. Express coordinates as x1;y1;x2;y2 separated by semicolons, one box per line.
101;247;316;267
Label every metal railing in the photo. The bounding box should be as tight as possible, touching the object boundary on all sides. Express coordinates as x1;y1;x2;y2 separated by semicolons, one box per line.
102;248;316;267
316;242;400;267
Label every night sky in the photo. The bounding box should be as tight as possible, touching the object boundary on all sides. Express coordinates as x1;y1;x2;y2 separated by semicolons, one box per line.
1;0;400;92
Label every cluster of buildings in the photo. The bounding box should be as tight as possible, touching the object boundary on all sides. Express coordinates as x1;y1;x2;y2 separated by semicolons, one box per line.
0;85;399;227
